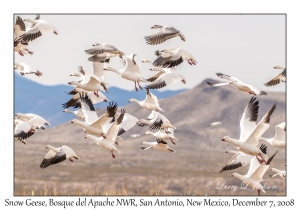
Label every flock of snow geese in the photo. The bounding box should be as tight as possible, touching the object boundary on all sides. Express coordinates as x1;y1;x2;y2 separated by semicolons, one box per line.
14;15;286;195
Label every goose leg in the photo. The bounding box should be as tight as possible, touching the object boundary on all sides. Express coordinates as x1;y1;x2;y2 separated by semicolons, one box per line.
256;156;263;164
257;189;260;196
181;79;186;84
171;139;176;145
188;60;192;65
18;51;24;56
111;150;115;158
94;91;99;97
137;81;143;90
73;156;79;160
69;158;74;162
134;82;138;92
259;153;267;164
191;60;196;65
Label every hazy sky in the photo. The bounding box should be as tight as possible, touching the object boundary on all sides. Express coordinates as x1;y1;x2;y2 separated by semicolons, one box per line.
15;14;285;92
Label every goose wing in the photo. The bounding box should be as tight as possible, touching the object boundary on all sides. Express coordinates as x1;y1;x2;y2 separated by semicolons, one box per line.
40;149;57;169
106;109;126;143
249;151;278;182
14;16;26;38
145;71;182;90
273;122;286;142
117;113;138;136
220;153;253;172
245;103;276;145
144;26;181;45
240;97;259;141
79;93;98;124
90;101;118;128
264;69;286;87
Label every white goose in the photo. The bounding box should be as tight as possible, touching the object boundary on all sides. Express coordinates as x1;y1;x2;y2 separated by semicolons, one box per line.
219;149;262;173
63;108;85;119
141;139;175;153
152;48;197;68
14;16;33;55
145;128;178;145
62;87;108;109
15;113;50;129
85;109;126;158
67;75;108;97
137;111;176;134
14;119;36;145
144;25;185;45
40;145;80;169
221;97;277;163
231;150;278;196
18;15;58;43
85;43;125;62
103;54;147;92
14;62;43;77
264;66;286;87
207;72;267;96
145;67;186;90
129;88;164;112
71;93;117;138
259;122;286;148
269;167;286;178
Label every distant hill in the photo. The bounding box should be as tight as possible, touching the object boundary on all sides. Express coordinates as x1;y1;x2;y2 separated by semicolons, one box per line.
14;78;286;195
14;73;186;126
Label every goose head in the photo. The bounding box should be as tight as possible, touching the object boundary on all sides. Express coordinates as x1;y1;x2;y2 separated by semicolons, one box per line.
221;136;230;142
70;72;81;77
231;173;238;177
92;43;100;47
68;81;76;85
226;150;231;153
273;65;285;69
151;25;162;29
141;141;146;145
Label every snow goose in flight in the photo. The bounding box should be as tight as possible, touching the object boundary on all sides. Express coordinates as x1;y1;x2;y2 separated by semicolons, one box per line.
68;74;108;97
259;122;286;148
63;108;85;119
207;72;267;96
264;66;286;87
85;43;125;63
103;54;147;92
70;64;109;84
152;48;197;68
231;150;278;196
219;146;266;173
14;16;34;56
14;119;36;145
221;97;277;163
145;128;178;145
15;113;50;129
141;139;175;153
71;93;117;138
269;167;286;178
144;25;185;45
85;109;126;158
14;62;43;77
62;87;108;109
129;88;164;112
18;15;58;43
40;145;80;169
145;67;186;90
138;111;176;134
